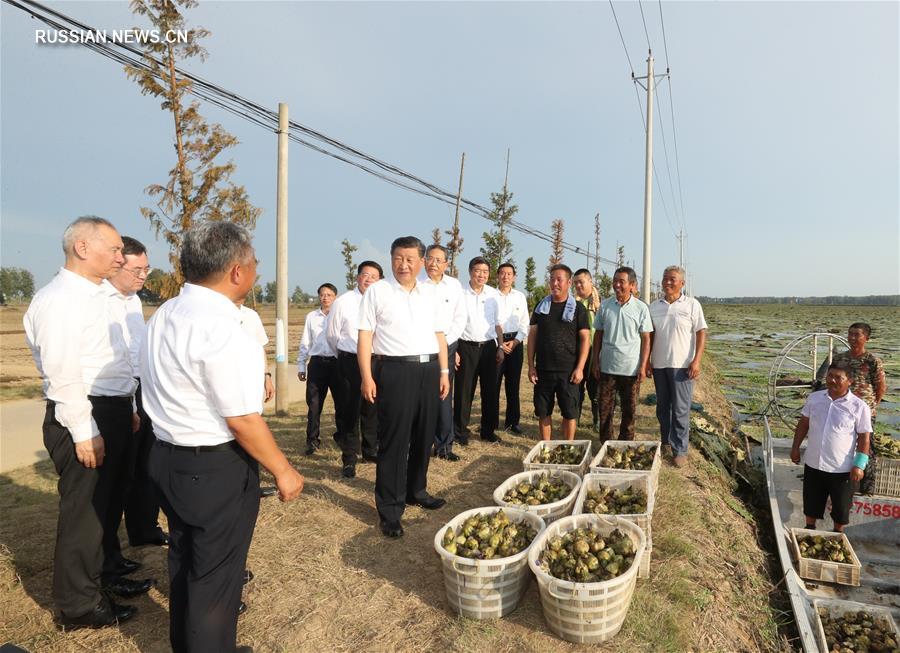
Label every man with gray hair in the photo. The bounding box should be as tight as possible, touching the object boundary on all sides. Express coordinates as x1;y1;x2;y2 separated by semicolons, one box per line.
142;221;304;653
25;216;149;629
646;265;707;468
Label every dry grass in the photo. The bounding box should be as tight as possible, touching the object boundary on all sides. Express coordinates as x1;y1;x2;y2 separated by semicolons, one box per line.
1;303;787;651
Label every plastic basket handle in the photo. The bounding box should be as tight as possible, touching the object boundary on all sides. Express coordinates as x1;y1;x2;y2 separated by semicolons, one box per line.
546;579;576;600
451;559;480;576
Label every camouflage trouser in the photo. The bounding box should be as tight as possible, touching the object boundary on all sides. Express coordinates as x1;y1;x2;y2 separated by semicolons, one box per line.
597;373;641;443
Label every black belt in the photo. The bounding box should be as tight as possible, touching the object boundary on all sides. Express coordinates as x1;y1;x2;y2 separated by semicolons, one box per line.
373;353;438;363
459;339;493;347
155;439;240;454
502;332;518;341
337;350;357;358
310;355;336;362
88;395;133;405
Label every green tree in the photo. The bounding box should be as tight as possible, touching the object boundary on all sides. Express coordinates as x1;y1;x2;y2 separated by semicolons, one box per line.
341;238;358;290
547;218;564;276
431;227;442;246
480;188;517;284
263;281;277;303
524;257;537;296
291;286;305;305
140;268;165;303
596;271;613;299
125;0;261;299
445;222;464;278
0;267;34;302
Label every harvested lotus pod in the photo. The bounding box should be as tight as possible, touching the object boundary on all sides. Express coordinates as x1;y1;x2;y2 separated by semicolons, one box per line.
537;526;636;582
583;486;648;515
442;509;538;560
796;534;854;563
502;473;573;506
600;445;655;470
536;444;585;465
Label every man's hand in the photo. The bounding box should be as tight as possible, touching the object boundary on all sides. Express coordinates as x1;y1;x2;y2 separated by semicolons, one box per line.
570;367;584;385
75;435;105;469
790;447;801;465
362;377;377;403
132;412;141;433
496;348;505;364
264;375;275;402
645;363;654;379
455;351;461;371
439;374;450;400
275;467;304;502
501;340;516;355
849;467;865;482
687;359;701;380
528;366;539;384
297;371;307;383
591;361;601;380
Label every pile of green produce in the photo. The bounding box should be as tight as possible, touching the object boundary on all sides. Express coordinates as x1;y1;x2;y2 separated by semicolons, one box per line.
441;510;538;560
598;444;655;470
534;444;586;465
797;534;854;563
872;432;900;460
536;527;636;582
582;485;648;515
817;608;899;652
502;474;573;505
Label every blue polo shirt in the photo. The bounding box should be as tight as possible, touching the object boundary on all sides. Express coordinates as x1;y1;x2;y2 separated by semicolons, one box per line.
594;296;653;376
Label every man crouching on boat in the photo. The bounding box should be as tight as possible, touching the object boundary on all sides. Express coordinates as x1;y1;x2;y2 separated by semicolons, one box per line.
790;362;872;533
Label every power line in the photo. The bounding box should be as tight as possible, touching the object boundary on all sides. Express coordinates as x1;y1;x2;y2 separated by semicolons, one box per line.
5;0;620;266
657;0;671;69
637;0;652;52
608;0;635;75
657;0;686;228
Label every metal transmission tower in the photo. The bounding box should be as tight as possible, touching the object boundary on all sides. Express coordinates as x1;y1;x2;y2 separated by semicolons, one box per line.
633;51;668;302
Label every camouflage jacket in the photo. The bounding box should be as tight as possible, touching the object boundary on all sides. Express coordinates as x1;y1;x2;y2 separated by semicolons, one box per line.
832;351;884;415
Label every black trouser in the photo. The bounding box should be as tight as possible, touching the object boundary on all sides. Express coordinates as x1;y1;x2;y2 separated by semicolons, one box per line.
433;340;458;454
124;383;163;544
306;356;341;445
578;351;599;426
374;358;440;523
43;396;131;618
88;396;135;582
497;334;523;429
454;339;499;439
336;351;378;464
149;440;260;653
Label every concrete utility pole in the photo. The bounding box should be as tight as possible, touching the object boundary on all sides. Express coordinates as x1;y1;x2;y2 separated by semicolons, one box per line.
275;102;289;415
450;152;465;277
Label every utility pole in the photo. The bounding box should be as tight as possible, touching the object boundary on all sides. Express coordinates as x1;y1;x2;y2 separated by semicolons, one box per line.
274;103;289;415
499;148;510;244
633;51;666;303
449;152;465;277
593;213;601;279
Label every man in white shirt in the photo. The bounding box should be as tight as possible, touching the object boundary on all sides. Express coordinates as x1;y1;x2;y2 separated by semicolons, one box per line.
142;221;303;653
791;362;872;532
646;265;708;468
358;236;450;538
495;262;529;435
420;245;467;461
298;282;340;456
454;256;505;444
105;236;168;548
24;216;146;628
326;261;383;478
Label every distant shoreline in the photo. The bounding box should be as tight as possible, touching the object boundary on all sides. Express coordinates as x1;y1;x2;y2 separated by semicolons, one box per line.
697;295;899;306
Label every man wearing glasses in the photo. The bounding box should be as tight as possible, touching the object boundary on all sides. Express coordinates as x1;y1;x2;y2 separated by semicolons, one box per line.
105;237;168;548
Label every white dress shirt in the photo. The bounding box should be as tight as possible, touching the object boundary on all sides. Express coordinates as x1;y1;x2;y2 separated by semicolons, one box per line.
495;288;529;342
239;305;269;347
297;308;336;374
648;293;708;368
140;284;265;446
326;288;363;354
460;285;500;342
105;281;147;376
359;277;443;356
801;389;873;473
24;268;137;442
420;272;467;345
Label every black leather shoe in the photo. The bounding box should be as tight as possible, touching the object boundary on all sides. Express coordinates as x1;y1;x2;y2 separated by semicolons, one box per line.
342;464;356;479
129;531;169;547
436;450;460;462
407;494;446;510
103;577;154;598
380;519;403;538
260;486;278;498
361;453;378;463
481;433;502;443
504;424;523;435
110;557;142;576
238;601;247;616
243;569;254;585
59;598;136;629
305;441;320;456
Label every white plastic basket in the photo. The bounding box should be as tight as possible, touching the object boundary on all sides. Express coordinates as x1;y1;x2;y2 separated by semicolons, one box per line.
493;470;582;524
434;506;546;620
523;439;593;477
589;440;662;495
573;473;654;578
527;514;646;643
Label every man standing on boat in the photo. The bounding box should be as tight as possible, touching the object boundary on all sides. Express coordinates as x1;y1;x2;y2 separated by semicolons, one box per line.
790;361;872;533
646;265;707;468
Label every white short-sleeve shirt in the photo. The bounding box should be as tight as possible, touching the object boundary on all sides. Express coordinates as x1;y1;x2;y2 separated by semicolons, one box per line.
239;305;269;347
460;285;500;342
140;284;265;446
496;288;530;342
358;277;441;356
327;288;363;354
649;294;707;369
420;272;467;346
801;389;872;473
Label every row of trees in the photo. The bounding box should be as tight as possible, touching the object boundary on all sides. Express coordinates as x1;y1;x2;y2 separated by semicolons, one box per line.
0;267;35;303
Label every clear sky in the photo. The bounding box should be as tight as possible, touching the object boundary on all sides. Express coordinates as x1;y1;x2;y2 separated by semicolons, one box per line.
2;1;898;297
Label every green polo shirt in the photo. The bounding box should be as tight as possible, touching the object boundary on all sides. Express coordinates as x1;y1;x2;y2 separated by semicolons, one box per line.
593;295;653;376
